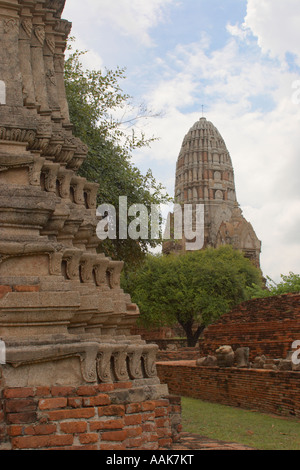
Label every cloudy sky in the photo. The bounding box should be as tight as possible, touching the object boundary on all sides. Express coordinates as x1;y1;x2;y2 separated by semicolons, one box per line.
63;0;300;282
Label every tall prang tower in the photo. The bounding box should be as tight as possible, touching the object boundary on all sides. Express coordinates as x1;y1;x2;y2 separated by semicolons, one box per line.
163;117;262;269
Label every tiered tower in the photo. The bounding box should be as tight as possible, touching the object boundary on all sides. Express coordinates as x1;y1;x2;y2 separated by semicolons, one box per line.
163;117;261;268
0;0;164;391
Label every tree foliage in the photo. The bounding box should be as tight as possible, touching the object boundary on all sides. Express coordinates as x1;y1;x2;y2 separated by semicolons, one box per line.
122;246;263;346
247;272;300;298
64;43;171;268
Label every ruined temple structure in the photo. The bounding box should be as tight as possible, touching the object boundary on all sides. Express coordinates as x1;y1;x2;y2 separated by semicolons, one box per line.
0;1;180;450
163;117;261;269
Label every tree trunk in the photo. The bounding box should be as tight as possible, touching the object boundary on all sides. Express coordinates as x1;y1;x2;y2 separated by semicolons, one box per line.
179;320;205;347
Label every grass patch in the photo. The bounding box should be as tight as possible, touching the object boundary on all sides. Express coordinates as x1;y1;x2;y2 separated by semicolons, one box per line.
181;397;300;450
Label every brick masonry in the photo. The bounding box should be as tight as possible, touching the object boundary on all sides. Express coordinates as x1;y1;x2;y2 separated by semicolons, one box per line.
0;377;182;450
157;361;300;419
157;348;199;362
199;293;300;361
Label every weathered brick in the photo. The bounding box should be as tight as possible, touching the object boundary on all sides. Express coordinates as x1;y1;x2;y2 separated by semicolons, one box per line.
5;398;36;413
142;422;156;433
141;401;156;412
0;286;12;299
12;434;73;449
90;418;124;432
126;426;142;438
50;386;75;397
98;404;125;417
46;408;95;421
113;382;132;390
6;412;37;425
7;425;23;437
35;387;51;397
125;403;141;414
13;285;40;292
96;384;114;393
76;385;98;396
141;411;155;422
155;417;170;428
100;430;127;442
60;421;87;434
39;397;67;410
67;397;83;408
125;436;143;448
79;433;99;444
4;388;35;399
83;394;110;407
124;414;142;426
24;424;56;436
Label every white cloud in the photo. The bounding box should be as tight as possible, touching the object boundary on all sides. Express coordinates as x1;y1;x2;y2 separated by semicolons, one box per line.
64;0;175;48
244;0;300;64
66;36;104;71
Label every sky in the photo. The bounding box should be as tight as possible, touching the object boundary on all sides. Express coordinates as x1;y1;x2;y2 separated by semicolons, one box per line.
63;0;300;282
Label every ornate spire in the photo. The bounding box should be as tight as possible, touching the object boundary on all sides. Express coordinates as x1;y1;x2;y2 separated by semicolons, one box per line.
164;117;261;268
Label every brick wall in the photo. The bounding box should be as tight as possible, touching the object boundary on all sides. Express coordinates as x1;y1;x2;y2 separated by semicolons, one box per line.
0;379;181;450
157;348;199;362
157;361;300;418
130;327;173;341
199;293;300;361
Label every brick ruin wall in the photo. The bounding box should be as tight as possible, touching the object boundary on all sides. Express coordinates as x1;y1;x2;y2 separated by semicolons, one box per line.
157;348;199;362
199;293;300;361
157;362;300;419
0;377;181;451
156;294;300;418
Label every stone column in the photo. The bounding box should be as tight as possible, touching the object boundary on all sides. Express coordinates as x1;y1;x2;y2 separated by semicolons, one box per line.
31;5;51;115
44;9;62;121
19;6;37;108
53;17;71;126
0;0;23;107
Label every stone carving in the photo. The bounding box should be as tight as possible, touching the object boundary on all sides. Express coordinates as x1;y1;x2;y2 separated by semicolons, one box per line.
252;355;266;369
234;347;250;368
5;339;159;385
34;25;45;45
196;355;217;367
197;345;249;368
0;0;159;392
197;346;300;372
216;345;235;368
21;19;33;38
3;18;19;34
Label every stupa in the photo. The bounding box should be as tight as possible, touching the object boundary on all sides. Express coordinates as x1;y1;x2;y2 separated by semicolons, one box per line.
0;0;165;391
163;117;261;268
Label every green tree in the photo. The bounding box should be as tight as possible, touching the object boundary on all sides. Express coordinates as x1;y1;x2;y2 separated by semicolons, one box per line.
122;246;263;346
248;272;300;298
64;43;171;269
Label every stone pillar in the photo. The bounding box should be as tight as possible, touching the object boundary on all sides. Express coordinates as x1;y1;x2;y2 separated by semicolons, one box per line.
18;8;36;108
0;0;23;107
31;6;51;115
